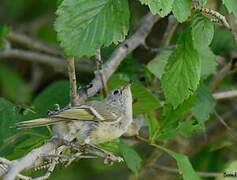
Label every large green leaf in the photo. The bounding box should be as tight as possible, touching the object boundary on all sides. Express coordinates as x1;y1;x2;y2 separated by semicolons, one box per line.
55;0;130;57
191;84;215;127
161;147;201;180
172;0;192;22
191;14;216;78
139;0;173;17
119;140;142;174
33;80;69;115
161;29;200;108
147;50;172;79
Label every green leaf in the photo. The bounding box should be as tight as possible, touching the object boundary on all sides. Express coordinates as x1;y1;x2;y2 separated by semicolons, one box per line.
211;28;236;54
98;139;120;153
54;0;130;57
132;83;160;115
33;80;69;115
172;0;192;22
158;96;195;140
161;147;201;180
200;47;217;78
191;13;214;49
0;25;9;48
0;98;19;145
161;29;200;108
0;65;32;102
191;84;215;127
177;120;201;138
119;140;142;174
145;112;160;143
147;50;172;79
223;0;237;23
139;0;173;17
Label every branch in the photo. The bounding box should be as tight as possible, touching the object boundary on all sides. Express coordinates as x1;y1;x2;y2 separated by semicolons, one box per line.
213;90;237;100
3;138;63;180
209;59;237;91
0;48;94;73
66;57;79;106
78;13;160;101
7;31;61;56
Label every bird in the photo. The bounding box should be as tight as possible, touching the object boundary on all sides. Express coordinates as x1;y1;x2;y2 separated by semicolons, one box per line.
16;84;133;145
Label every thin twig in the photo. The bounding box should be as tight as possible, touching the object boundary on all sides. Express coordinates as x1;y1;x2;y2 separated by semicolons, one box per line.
213;90;237;100
96;49;108;97
67;57;79;106
155;164;222;178
209;62;232;91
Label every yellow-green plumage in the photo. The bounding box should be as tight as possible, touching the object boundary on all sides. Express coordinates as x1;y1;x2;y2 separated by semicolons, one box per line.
16;84;133;145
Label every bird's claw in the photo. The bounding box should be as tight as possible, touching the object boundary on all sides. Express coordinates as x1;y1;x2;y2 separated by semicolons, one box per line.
104;153;124;165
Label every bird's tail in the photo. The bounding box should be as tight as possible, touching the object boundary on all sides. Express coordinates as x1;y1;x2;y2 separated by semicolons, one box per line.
16;118;63;129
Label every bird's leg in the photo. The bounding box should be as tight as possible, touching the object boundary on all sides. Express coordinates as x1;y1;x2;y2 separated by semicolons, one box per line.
84;139;123;164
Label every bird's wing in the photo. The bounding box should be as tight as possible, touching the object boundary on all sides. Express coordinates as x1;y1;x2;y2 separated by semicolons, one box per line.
16;101;120;129
53;101;120;121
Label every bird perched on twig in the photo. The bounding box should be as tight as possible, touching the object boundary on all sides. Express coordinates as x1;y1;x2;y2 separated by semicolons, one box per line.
16;84;133;145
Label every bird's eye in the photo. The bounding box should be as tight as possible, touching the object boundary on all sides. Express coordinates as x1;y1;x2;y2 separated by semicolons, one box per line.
113;90;119;95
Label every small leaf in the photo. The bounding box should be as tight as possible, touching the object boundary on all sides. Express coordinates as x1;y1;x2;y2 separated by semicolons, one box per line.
139;0;173;17
145;112;160;143
161;147;201;180
191;84;215;127
191;13;214;49
147;50;172;79
55;0;130;57
132;83;160;115
172;0;192;22
200;47;217;78
177;120;201;138
161;28;200;108
119;140;142;174
158;96;195;140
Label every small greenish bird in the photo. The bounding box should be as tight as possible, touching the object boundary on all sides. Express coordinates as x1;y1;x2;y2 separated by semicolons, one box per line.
16;84;133;145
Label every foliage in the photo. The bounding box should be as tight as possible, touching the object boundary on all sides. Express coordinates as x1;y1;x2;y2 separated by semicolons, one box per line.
54;0;130;57
0;0;237;179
